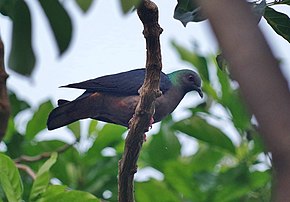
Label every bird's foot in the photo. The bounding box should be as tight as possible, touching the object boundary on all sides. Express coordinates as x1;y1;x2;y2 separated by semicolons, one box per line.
149;117;154;130
143;134;147;142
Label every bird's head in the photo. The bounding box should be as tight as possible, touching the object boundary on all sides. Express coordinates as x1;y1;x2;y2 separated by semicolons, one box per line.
169;69;203;98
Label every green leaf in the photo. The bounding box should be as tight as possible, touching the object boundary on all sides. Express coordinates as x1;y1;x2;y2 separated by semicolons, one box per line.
85;124;126;162
217;68;251;131
39;0;73;54
173;116;236;153
119;0;141;14
25;100;54;141
135;180;180;202
88;120;99;137
141;120;181;171
67;121;81;140
0;153;23;202
249;170;271;189
8;0;36;76
172;41;209;82
164;161;205;201
29;152;58;201
173;0;206;26
75;0;94;13
264;6;290;43
273;0;290;5
9;91;30;117
39;185;100;202
0;0;14;17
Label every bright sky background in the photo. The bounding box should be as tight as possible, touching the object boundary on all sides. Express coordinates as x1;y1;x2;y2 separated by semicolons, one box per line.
0;1;289;153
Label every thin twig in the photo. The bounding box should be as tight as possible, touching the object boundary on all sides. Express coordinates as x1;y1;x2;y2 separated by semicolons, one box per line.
16;163;36;180
14;143;73;163
118;1;163;201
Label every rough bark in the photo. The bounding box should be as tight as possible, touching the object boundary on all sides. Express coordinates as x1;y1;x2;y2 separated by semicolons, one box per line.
118;1;163;202
196;0;290;201
0;35;10;141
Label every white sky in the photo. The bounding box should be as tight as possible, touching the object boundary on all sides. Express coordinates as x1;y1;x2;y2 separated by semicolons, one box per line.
0;0;289;149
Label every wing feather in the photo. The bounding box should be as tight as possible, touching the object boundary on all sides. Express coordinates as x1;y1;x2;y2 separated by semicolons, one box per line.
61;68;172;96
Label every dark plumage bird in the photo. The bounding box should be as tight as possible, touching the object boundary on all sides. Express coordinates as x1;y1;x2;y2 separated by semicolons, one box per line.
47;68;203;130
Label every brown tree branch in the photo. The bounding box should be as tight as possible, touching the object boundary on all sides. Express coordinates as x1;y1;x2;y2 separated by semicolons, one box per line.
14;143;73;163
118;1;163;201
16;163;37;180
196;0;290;201
0;35;10;141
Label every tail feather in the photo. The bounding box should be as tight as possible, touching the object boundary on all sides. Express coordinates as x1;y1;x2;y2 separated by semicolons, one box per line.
47;102;83;130
47;93;100;130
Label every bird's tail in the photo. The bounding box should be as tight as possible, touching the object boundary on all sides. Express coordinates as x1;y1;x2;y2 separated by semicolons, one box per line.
47;94;95;130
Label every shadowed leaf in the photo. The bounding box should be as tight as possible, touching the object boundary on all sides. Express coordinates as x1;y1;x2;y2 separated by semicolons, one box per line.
173;0;206;26
8;0;36;76
39;0;73;54
264;6;290;43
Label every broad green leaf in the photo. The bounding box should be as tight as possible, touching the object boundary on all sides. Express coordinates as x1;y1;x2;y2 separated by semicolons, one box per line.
39;0;73;54
85;124;126;162
88;120;99;137
9;0;36;76
172;41;209;82
9;91;30;117
0;153;23;202
249;170;271;189
39;185;100;202
25;100;53;140
216;68;251;131
164;161;205;201
173;116;235;153
29;152;57;201
264;6;290;43
173;0;206;26
135;180;180;202
22;140;67;156
119;0;141;14
141;119;181;171
3;118;17;142
67;121;81;140
75;0;94;13
0;0;13;17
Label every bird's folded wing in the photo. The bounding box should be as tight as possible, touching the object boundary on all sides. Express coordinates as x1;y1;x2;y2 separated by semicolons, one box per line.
60;68;172;96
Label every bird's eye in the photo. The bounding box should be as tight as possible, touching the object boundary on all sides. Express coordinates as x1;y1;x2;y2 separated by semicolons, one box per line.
188;75;195;82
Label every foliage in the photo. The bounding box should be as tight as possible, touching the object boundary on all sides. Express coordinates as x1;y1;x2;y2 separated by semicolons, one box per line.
0;0;289;76
0;43;271;201
1;0;282;201
174;0;290;43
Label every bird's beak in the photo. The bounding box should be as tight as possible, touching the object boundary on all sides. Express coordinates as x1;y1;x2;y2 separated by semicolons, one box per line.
196;88;203;98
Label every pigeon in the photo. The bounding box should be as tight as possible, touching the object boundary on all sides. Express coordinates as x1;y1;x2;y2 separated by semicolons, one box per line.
47;68;203;130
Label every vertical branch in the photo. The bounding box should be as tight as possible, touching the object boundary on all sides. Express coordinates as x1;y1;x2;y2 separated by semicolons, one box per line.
196;0;290;201
118;0;163;202
0;35;10;141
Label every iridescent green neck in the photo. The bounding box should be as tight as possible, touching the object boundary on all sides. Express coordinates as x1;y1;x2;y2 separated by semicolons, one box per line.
168;70;184;87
